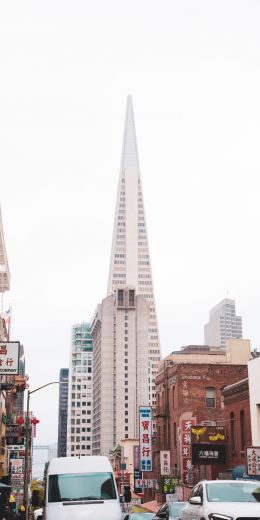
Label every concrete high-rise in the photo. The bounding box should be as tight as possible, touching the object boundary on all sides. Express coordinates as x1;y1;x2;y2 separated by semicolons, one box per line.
67;323;93;456
204;298;243;348
57;368;69;457
91;96;161;455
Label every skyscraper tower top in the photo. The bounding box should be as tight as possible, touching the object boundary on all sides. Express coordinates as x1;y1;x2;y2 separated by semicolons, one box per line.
0;205;10;293
120;95;140;171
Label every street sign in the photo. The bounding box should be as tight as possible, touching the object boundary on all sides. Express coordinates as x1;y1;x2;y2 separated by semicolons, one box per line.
0;341;20;374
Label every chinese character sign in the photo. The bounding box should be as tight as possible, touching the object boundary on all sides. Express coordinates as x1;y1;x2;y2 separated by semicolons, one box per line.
181;418;196;485
0;342;20;374
247;447;260;476
139;406;152;472
160;450;171;475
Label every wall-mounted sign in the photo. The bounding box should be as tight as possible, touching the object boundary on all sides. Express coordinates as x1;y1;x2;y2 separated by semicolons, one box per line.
191;425;226;444
139;406;152;472
247;447;260;476
192;444;226;465
160;450;171;475
0;342;20;374
6;425;24;446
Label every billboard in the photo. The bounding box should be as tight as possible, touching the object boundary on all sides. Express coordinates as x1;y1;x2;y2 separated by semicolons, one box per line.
139;406;152;472
191;425;227;465
0;342;20;374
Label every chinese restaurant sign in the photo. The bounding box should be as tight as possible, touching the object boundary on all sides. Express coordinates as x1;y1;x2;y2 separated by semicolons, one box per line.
160;450;171;475
0;342;20;374
247;447;260;476
191;425;227;465
181;418;196;485
139;406;152;471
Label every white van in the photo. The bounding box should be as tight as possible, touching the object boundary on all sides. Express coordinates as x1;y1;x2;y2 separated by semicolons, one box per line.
44;455;122;520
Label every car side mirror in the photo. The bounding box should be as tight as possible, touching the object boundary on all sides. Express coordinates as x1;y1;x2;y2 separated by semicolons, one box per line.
189;496;202;505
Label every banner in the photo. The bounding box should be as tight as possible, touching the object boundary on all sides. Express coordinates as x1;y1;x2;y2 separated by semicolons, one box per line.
247;447;260;476
160;450;171;475
139;406;152;471
0;342;20;374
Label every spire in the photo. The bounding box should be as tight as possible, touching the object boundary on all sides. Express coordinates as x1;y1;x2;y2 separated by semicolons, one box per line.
120;95;140;171
0;204;10;293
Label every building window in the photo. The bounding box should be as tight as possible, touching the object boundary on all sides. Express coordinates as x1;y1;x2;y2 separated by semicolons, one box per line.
230;412;236;453
129;290;135;307
240;410;246;451
205;387;216;408
118;289;124;306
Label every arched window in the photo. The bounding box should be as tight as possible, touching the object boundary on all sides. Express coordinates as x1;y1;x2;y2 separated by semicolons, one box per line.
230;412;236;453
240;410;246;451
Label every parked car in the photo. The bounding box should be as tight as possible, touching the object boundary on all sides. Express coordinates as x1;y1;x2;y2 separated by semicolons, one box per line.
180;479;260;520
153;501;186;520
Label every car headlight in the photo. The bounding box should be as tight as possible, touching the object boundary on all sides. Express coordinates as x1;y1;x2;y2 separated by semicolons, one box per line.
208;515;233;520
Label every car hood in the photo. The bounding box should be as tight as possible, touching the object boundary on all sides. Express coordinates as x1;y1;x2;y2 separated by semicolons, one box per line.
45;501;121;520
206;500;260;516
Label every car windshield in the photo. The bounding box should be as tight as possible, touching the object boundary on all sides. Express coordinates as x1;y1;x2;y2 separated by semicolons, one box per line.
169;502;185;515
48;472;117;502
206;482;260;502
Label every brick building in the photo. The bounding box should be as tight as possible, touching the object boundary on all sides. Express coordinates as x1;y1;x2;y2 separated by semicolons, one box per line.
145;342;252;499
222;378;251;472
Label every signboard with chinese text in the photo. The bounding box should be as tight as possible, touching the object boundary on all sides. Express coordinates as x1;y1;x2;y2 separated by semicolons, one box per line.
247;447;260;476
160;450;171;475
192;444;226;465
0;342;20;374
161;477;176;494
139;406;152;471
134;469;142;493
6;425;24;446
181;418;196;485
11;459;24;474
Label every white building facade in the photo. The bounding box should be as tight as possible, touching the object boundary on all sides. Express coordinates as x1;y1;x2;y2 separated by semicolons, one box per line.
204;298;242;347
67;323;93;456
248;356;260;447
91;96;161;455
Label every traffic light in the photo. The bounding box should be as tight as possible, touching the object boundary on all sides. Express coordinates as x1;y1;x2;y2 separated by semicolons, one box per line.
124;485;131;503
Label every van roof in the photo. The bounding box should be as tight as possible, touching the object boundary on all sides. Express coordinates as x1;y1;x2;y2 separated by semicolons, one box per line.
47;456;113;475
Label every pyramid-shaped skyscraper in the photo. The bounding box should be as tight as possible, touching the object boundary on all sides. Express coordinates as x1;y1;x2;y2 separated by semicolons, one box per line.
107;95;161;400
90;97;161;455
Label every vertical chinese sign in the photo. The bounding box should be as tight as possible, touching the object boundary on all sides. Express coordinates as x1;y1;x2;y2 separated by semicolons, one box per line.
247;447;260;476
160;450;171;475
133;445;142;493
139;406;152;472
181;418;196;485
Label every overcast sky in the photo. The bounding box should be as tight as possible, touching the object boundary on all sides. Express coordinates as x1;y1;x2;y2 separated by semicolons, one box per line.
0;0;260;449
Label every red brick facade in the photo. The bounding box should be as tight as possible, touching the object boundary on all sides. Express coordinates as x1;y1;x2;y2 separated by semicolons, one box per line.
222;378;251;470
153;361;248;485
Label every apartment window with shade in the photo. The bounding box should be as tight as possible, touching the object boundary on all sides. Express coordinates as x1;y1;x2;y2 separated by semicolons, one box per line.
231;412;236;453
205;387;216;408
118;290;124;306
129;289;135;307
240;410;246;451
173;422;177;448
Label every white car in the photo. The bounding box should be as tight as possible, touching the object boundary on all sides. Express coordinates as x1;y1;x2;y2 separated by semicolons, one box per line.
180;479;260;520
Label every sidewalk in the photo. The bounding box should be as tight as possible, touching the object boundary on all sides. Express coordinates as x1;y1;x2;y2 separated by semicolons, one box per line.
141;500;161;513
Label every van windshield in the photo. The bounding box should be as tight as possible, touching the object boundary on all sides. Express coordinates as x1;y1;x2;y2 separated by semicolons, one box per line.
48;472;117;502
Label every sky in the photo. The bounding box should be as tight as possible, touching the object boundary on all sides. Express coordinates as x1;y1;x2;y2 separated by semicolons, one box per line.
0;0;260;450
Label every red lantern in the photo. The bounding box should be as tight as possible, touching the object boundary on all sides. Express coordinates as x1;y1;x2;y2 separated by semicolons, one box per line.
31;417;40;426
16;417;24;425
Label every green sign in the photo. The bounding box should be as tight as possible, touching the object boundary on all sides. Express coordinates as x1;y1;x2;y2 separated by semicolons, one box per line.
161;477;178;494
